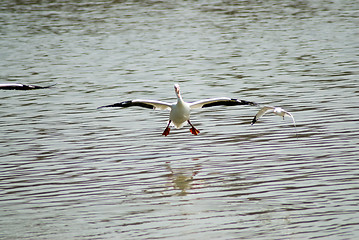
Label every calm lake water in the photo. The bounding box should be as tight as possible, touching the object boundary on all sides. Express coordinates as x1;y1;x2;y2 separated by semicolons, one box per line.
1;0;359;239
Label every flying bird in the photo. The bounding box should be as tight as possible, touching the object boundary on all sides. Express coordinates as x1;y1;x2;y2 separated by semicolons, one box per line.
98;84;258;136
0;83;56;90
251;106;297;137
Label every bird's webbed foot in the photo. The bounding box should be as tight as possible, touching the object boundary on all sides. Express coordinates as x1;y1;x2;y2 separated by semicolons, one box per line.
189;127;200;135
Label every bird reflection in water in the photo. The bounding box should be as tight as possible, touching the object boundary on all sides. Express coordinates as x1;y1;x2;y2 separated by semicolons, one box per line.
165;160;202;196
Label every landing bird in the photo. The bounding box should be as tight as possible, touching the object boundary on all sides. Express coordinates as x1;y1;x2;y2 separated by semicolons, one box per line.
0;83;56;90
98;84;258;136
251;106;297;136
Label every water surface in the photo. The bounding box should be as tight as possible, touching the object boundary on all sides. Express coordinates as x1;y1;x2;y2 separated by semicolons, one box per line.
1;0;358;239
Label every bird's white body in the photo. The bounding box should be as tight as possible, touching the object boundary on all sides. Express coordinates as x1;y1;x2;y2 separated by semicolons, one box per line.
170;100;191;128
273;107;290;118
168;84;190;128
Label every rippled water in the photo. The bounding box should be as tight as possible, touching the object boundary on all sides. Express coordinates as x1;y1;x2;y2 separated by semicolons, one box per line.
1;0;359;239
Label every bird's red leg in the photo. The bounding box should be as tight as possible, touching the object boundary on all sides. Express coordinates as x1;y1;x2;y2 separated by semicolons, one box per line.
188;120;200;135
162;120;171;136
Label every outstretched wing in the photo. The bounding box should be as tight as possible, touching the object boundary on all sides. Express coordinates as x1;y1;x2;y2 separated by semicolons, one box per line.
285;111;298;138
189;97;258;109
251;106;275;125
98;99;172;110
283;111;296;128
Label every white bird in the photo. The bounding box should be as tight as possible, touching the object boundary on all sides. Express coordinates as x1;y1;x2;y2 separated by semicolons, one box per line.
251;106;297;136
98;84;258;136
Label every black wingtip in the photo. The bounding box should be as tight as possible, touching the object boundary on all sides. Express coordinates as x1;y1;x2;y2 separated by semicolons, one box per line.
251;117;257;125
42;83;57;88
98;101;149;109
239;99;259;106
97;103;123;109
25;83;57;89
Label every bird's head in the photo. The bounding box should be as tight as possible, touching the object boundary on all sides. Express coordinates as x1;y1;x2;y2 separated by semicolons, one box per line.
174;84;180;94
174;84;181;98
